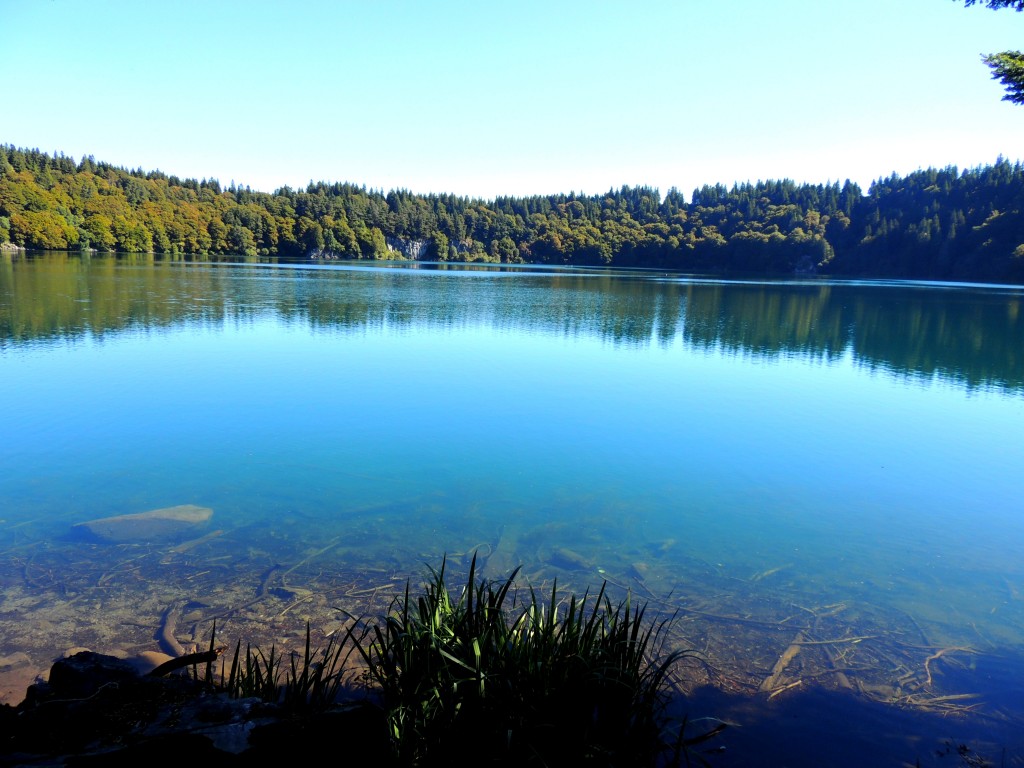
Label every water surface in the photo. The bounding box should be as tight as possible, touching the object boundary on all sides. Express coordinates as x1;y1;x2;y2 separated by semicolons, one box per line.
2;253;1023;764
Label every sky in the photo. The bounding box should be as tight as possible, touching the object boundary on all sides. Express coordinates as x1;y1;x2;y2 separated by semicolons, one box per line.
2;0;1022;200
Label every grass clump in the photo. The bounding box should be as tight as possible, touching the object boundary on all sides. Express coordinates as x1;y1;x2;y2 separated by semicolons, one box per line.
220;622;354;712
346;554;700;766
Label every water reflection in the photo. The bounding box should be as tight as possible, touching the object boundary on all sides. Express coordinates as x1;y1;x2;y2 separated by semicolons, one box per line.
2;252;1022;393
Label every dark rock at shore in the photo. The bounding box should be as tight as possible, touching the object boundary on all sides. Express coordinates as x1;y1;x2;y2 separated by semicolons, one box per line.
0;651;389;766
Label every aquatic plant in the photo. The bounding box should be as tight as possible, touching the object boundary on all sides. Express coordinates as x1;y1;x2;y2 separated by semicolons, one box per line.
185;555;720;762
281;623;354;711
223;640;282;703
220;622;352;711
344;554;705;766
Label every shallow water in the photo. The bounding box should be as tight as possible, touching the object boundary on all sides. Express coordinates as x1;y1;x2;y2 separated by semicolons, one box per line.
2;253;1023;762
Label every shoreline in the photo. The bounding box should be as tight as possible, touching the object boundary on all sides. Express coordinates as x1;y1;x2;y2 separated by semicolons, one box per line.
2;651;1019;767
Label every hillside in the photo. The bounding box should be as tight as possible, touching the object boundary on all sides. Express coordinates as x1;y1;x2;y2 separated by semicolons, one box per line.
2;145;1022;283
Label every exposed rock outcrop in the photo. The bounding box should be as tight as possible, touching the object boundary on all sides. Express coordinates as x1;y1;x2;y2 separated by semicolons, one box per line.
385;237;429;260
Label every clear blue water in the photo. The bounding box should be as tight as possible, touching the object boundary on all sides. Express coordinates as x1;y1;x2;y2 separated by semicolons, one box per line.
2;253;1024;760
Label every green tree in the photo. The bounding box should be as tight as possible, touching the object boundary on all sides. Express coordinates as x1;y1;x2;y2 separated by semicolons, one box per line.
112;217;153;252
983;51;1024;104
367;226;388;259
84;213;116;250
963;0;1024;103
352;220;388;258
228;224;258;257
428;230;449;261
321;214;359;256
490;235;518;262
295;216;325;253
207;217;229;252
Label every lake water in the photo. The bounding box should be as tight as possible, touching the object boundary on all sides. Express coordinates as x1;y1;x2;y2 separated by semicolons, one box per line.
2;252;1024;765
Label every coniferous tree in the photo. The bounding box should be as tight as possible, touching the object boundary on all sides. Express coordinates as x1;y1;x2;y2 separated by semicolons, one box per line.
962;0;1024;103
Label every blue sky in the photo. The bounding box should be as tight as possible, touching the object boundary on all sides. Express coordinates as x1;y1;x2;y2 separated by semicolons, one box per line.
3;0;1021;199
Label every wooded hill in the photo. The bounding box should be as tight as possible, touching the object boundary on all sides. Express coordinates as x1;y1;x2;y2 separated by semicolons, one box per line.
2;145;1022;283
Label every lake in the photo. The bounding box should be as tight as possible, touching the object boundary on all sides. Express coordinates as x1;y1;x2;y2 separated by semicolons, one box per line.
2;252;1023;765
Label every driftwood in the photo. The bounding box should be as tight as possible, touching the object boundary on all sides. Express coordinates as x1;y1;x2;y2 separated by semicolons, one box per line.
759;632;804;694
157;602;187;657
168;529;224;554
148;646;225;677
767;679;802;700
821;640;854;690
924;646;977;688
749;564;791;583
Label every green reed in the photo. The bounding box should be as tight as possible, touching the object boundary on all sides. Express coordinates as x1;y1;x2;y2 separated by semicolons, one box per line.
220;622;351;712
222;641;281;702
281;623;354;711
345;553;699;766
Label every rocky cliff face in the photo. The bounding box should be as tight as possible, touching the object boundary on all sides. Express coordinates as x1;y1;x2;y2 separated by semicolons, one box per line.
385;237;429;260
306;237;430;261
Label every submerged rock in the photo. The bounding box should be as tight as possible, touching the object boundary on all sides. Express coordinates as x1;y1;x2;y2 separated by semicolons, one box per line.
548;547;591;571
73;504;213;543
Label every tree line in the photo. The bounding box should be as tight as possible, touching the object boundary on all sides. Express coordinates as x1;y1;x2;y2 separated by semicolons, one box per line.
2;145;1022;283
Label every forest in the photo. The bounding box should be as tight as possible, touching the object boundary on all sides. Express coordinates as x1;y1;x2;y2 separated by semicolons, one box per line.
2;144;1023;284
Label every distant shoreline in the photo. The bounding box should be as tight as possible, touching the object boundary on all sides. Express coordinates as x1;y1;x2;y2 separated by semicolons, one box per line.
2;145;1023;285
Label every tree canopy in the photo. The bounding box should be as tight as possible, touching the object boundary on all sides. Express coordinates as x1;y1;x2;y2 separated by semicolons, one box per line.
2;145;1023;284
